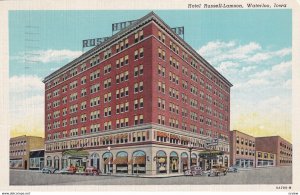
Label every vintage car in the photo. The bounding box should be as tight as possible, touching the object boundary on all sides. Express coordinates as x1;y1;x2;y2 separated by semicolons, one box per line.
59;166;77;174
84;166;101;176
184;165;204;176
228;165;239;173
208;164;228;176
41;167;57;174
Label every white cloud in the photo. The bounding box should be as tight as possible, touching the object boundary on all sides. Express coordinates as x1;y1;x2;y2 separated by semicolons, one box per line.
9;75;43;94
9;75;45;133
198;41;262;65
251;61;291;78
15;49;82;64
217;61;239;73
275;48;292;57
283;79;292;89
198;40;236;56
241;66;256;72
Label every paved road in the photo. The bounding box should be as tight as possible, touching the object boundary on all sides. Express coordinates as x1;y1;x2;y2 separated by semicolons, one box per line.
10;166;292;185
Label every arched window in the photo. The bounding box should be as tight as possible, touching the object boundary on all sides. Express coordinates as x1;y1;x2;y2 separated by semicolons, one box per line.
191;153;197;166
156;150;167;174
181;152;188;171
170;151;178;173
46;156;52;167
132;150;146;174
102;152;113;174
115;151;128;174
90;153;100;170
54;156;59;170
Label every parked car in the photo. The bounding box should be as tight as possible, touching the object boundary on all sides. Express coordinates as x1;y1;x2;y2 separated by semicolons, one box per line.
41;167;57;174
228;165;239;173
85;166;101;176
184;165;203;176
59;166;77;174
76;166;86;174
208;164;228;176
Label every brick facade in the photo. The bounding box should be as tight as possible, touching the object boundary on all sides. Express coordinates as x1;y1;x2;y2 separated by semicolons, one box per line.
256;136;292;166
229;130;256;168
9;135;44;169
43;12;232;175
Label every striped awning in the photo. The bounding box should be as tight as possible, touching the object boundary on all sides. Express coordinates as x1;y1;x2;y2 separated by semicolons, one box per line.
128;156;146;165
157;131;168;137
62;150;89;157
113;157;128;165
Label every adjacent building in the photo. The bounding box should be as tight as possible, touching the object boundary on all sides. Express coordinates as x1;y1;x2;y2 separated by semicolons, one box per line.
29;149;45;170
43;12;232;175
229;130;256;168
9;135;44;170
255;151;276;167
256;136;292;167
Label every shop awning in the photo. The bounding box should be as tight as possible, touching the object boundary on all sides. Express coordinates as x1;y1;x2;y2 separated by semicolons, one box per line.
29;150;44;158
128;156;146;165
62;150;89;158
198;151;224;158
113;157;128;165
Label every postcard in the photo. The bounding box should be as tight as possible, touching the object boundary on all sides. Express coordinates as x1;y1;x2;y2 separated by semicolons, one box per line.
0;0;299;194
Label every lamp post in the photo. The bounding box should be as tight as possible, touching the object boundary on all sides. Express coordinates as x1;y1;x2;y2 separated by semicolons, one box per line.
188;143;193;169
107;146;111;174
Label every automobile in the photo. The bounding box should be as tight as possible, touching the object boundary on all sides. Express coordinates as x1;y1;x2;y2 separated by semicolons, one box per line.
208;164;228;176
184;165;204;176
41;167;57;174
84;166;101;176
76;166;86;174
228;165;239;173
59;166;77;174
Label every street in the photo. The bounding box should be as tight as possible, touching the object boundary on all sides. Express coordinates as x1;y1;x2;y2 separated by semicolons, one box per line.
10;166;292;185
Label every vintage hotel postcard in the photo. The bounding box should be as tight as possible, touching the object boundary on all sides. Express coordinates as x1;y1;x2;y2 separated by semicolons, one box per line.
0;0;299;194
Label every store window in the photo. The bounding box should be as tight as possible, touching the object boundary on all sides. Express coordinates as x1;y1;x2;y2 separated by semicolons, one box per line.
156;150;167;174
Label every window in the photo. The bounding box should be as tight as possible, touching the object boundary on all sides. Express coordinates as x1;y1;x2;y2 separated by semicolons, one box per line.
104;64;112;74
134;50;138;60
104;107;112;117
139;48;144;58
139;98;144;108
158;65;165;77
104;78;111;89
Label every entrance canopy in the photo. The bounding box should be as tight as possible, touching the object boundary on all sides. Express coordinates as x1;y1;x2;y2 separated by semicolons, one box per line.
62;150;89;158
198;151;224;158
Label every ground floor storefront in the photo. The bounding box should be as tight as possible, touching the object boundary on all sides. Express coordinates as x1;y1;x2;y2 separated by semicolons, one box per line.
235;159;255;168
45;144;230;175
9;158;27;170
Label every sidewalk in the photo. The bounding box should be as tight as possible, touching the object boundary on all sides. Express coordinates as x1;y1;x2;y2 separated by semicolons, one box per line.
102;173;184;178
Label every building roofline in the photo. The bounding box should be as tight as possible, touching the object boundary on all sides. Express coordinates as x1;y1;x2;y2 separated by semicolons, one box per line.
10;135;44;139
230;130;255;138
43;11;233;87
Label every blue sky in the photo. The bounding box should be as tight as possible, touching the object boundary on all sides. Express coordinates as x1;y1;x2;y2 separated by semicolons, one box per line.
9;10;292;141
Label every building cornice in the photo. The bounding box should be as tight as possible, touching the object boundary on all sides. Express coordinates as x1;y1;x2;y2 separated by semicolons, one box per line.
43;11;232;88
45;123;229;145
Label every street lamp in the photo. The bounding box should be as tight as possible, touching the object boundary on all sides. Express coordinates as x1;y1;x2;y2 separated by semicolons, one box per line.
188;143;194;169
107;146;111;174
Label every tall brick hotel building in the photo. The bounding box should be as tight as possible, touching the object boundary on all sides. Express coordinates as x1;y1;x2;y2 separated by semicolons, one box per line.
43;12;232;175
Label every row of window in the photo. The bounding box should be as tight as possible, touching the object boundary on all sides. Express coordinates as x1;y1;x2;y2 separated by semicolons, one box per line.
156;30;230;94
10;140;27;146
47;131;148;151
48;113;144;133
236;137;255;147
10;149;26;156
236;148;256;156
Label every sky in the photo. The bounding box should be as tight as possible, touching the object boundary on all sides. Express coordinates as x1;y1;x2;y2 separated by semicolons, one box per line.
9;10;292;142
